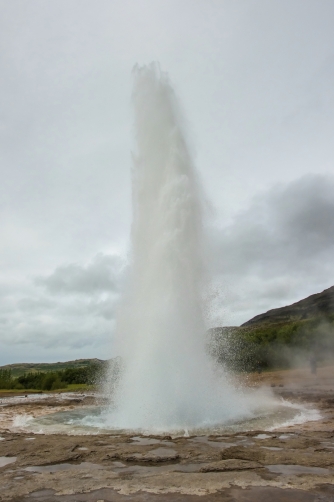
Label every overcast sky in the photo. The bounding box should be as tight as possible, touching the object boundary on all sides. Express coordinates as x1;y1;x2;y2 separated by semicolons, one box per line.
1;0;334;364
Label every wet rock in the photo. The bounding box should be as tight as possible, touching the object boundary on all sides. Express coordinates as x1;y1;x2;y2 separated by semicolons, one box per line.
104;452;120;460
260;437;318;450
221;446;265;463
200;459;261;472
123;447;180;463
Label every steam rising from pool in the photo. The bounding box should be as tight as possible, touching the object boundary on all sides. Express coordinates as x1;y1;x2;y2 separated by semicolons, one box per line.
104;63;269;432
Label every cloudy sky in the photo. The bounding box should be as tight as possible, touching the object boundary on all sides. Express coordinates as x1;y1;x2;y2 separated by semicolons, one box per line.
1;0;334;364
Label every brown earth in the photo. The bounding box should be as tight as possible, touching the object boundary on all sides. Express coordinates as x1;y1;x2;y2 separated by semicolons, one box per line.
1;366;334;501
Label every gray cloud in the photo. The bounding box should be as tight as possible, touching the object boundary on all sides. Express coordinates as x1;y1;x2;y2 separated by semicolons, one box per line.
35;254;124;295
0;290;117;363
211;174;334;275
208;175;334;326
0;253;123;364
1;1;334;363
17;297;56;312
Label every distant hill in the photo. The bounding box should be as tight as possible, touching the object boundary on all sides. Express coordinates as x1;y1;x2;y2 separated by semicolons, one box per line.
209;286;334;371
3;287;334;376
0;358;105;378
242;286;334;327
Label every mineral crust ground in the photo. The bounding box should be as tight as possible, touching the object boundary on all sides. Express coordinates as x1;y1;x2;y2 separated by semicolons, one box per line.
1;366;334;501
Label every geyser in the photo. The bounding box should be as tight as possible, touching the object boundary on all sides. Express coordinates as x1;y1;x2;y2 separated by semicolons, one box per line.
13;65;316;438
107;63;269;432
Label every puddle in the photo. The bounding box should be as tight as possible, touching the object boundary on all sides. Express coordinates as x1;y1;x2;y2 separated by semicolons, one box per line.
114;464;169;475
130;436;175;446
131;437;161;446
278;434;295;440
173;463;203;473
190;436;236;448
77;447;88;450
261;447;283;451
25;437;36;441
237;439;254;445
255;434;272;440
260;446;283;451
0;437;5;441
144;447;177;457
0;456;17;467
113;461;126;468
266;464;330;475
113;462;202;475
24;462;103;473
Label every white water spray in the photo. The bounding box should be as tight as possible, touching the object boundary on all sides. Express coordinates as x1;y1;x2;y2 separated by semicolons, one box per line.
108;64;270;432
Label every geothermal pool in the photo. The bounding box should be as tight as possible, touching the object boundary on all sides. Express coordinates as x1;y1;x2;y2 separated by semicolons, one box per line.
12;397;320;436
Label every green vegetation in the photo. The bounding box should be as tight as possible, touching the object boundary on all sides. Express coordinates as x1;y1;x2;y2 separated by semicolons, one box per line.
210;286;334;372
0;358;105;378
0;362;108;391
209;315;334;372
0;369;15;389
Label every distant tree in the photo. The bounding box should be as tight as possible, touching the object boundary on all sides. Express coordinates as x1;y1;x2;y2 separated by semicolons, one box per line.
0;369;14;389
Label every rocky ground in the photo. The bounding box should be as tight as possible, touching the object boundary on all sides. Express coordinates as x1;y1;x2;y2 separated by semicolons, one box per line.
1;366;334;501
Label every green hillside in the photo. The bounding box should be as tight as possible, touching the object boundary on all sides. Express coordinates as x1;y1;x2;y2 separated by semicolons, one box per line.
209;286;334;371
242;285;334;326
0;358;105;378
0;359;118;391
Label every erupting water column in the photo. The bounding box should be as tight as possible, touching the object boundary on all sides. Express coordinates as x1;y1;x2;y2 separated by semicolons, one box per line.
109;64;254;432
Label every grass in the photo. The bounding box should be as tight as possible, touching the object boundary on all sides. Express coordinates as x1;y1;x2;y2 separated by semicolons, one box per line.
65;383;94;391
0;359;105;378
0;384;95;395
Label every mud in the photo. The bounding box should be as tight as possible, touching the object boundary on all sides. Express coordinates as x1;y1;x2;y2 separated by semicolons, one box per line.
1;366;334;501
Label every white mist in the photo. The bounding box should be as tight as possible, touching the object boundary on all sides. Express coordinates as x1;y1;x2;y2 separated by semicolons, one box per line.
107;63;267;432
